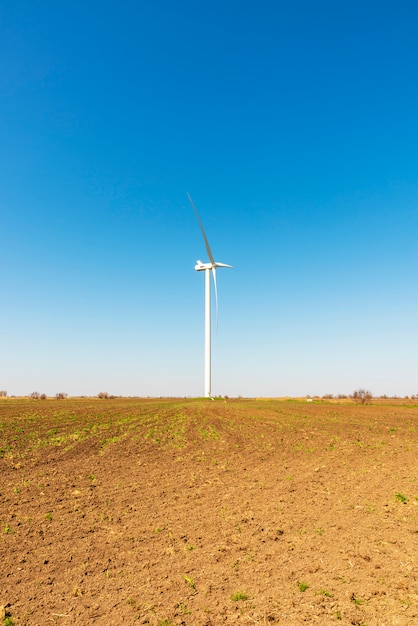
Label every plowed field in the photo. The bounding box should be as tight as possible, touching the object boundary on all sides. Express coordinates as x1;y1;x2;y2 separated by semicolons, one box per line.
1;397;417;625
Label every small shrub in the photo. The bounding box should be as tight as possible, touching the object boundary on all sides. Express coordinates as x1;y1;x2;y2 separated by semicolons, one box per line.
297;581;309;592
352;389;373;404
98;392;109;399
30;392;40;400
55;392;68;400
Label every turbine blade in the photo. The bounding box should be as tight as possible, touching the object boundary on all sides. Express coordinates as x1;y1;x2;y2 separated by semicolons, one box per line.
211;266;219;331
187;193;216;266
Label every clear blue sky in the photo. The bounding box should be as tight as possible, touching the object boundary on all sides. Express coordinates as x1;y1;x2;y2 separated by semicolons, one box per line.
1;0;417;397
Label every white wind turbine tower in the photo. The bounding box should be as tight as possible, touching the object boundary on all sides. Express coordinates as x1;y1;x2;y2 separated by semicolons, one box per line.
187;193;233;398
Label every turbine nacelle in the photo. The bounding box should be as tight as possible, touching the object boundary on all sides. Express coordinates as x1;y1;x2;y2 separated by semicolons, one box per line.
195;260;233;271
195;260;212;271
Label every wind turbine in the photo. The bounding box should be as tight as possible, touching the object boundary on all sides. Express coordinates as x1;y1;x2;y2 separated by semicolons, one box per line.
187;193;232;398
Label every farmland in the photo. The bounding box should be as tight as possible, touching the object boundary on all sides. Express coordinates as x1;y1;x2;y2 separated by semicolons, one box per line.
1;397;417;625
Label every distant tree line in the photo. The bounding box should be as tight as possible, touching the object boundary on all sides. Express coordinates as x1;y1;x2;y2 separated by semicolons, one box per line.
97;392;118;399
308;389;374;403
308;390;418;403
9;389;418;401
29;392;68;400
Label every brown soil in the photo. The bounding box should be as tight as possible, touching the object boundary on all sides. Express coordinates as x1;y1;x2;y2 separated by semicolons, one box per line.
1;397;417;625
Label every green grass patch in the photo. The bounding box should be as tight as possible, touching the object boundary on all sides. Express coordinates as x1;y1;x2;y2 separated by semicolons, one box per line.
231;591;248;601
